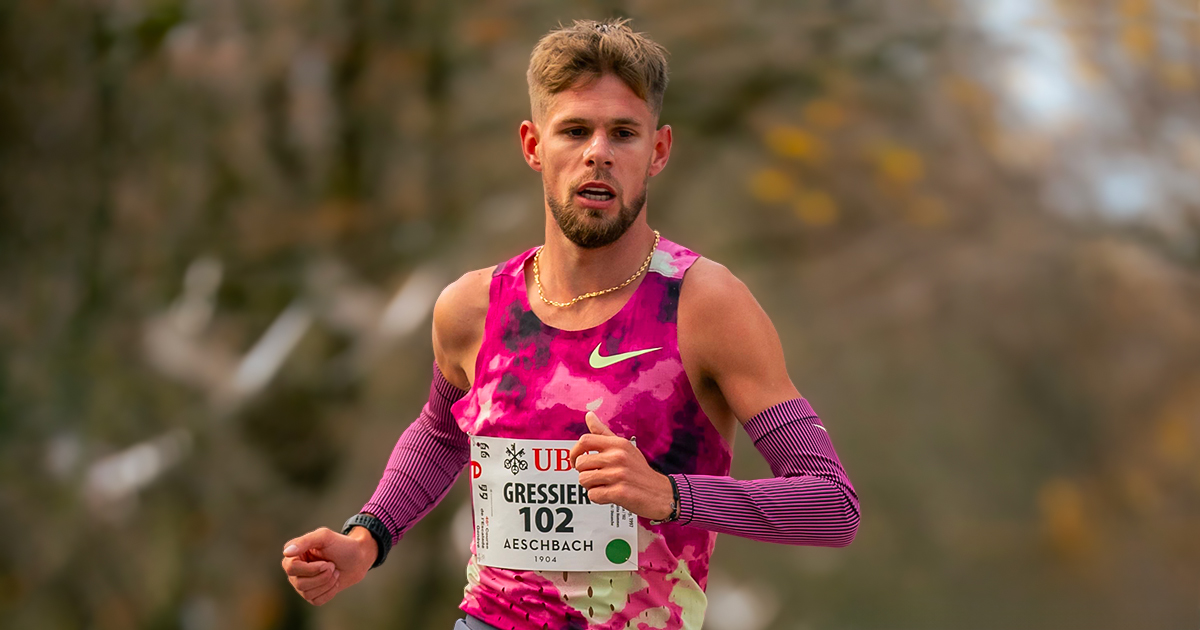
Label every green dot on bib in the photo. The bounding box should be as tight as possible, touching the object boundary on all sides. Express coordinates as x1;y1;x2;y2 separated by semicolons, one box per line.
605;539;632;564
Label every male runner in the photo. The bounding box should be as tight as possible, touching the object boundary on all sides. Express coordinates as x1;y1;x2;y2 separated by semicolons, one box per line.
281;18;859;630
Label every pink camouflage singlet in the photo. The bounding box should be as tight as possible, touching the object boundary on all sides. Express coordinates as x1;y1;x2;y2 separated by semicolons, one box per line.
450;237;731;630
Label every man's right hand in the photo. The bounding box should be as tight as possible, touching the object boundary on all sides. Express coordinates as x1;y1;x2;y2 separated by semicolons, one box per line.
281;526;378;606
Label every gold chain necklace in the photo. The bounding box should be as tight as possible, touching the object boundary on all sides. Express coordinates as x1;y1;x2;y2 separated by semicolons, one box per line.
533;231;661;308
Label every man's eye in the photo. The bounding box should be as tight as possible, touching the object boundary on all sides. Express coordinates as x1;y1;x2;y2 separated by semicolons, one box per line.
615;130;635;138
566;128;587;137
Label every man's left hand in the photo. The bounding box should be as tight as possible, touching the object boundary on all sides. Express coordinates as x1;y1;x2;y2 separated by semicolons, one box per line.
569;412;673;521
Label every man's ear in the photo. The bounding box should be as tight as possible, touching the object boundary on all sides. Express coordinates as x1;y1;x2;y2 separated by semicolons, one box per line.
649;124;673;177
520;120;542;172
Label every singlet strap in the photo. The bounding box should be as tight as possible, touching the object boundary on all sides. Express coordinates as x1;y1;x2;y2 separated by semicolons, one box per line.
494;246;538;279
648;237;700;280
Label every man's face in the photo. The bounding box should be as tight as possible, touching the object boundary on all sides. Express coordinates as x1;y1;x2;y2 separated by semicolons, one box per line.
521;74;672;249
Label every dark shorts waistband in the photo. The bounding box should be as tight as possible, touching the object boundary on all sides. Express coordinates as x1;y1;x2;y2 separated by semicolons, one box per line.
453;615;501;630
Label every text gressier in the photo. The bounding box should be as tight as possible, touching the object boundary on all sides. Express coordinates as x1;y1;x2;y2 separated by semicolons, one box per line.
503;481;594;506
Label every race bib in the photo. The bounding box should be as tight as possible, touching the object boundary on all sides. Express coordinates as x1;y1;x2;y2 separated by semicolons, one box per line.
470;435;639;572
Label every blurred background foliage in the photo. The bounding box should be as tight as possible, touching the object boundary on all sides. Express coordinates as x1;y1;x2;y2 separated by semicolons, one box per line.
2;0;1199;628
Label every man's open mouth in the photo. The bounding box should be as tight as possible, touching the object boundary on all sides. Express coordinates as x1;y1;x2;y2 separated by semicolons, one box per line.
577;183;616;201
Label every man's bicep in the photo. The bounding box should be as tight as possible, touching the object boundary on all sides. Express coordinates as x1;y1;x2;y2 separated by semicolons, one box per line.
431;267;493;391
682;260;800;423
431;298;470;390
431;316;469;391
716;301;800;423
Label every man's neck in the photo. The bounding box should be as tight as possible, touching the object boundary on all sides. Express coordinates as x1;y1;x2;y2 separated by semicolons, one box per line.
537;219;657;300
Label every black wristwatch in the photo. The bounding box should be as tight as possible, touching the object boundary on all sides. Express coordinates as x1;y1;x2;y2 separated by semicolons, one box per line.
342;513;392;569
649;474;681;526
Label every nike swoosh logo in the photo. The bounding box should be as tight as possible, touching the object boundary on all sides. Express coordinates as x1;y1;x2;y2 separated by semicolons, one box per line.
589;343;662;369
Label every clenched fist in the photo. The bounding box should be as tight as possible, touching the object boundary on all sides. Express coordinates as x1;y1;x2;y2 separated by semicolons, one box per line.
281;526;377;606
569;411;674;521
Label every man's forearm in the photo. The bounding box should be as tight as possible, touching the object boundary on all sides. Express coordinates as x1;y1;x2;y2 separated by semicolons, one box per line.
671;398;860;547
361;363;470;545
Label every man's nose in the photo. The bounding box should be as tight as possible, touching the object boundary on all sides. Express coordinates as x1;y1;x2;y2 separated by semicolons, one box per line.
583;134;614;168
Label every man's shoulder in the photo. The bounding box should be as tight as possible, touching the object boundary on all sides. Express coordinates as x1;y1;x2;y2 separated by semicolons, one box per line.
439;266;495;308
433;266;494;352
680;256;755;314
678;256;778;373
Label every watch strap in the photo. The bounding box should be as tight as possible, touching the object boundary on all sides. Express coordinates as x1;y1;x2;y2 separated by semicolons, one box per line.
649;474;681;526
342;513;392;569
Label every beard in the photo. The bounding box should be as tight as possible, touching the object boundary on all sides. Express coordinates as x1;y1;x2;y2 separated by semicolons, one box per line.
547;176;648;249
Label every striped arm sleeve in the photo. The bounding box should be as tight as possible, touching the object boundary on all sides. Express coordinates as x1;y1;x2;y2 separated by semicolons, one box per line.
362;362;470;545
670;398;860;547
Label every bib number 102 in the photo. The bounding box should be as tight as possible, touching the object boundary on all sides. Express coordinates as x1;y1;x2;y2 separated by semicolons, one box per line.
518;507;574;533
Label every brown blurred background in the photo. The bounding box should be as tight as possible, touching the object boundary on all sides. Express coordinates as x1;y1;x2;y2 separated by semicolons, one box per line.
2;0;1199;628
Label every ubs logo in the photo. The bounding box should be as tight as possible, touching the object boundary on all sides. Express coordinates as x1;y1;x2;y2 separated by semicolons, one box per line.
504;443;528;476
532;448;573;471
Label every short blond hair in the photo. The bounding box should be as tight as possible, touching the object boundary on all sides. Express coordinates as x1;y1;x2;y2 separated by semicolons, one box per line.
527;18;669;120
